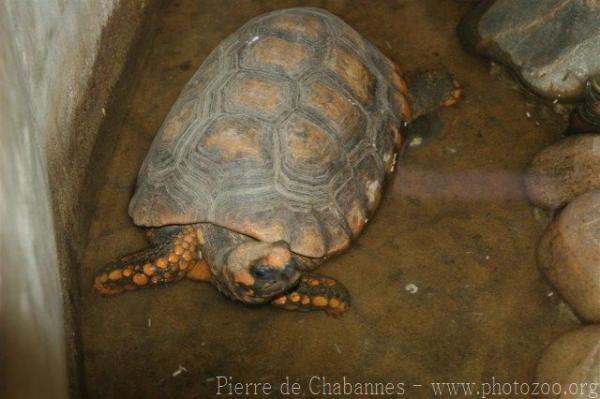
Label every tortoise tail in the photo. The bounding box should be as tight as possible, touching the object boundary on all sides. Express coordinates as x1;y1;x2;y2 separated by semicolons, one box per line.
94;225;201;295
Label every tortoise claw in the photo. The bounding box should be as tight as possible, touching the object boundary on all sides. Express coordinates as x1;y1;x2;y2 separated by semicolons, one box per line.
271;273;350;315
442;79;462;107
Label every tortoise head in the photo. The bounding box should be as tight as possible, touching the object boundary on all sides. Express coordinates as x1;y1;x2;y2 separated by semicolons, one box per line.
219;240;301;304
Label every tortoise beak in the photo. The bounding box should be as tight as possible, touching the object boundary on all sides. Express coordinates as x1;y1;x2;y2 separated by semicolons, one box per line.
253;259;301;298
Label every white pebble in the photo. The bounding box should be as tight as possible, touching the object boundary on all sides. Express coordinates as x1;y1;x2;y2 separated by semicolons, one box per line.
172;365;188;377
334;344;342;354
408;136;423;147
390;153;398;172
405;283;419;294
526;111;531;118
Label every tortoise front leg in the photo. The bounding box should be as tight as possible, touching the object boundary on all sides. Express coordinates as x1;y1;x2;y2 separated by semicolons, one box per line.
94;225;202;295
271;273;350;315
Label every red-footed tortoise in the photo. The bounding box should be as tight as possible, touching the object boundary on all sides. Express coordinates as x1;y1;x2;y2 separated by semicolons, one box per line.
95;7;461;315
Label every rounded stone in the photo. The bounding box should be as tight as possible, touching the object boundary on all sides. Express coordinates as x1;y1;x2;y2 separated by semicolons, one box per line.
458;1;600;101
538;190;600;322
525;134;600;209
536;325;600;399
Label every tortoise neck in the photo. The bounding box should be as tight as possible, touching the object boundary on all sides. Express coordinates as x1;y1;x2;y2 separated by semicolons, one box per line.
196;223;253;274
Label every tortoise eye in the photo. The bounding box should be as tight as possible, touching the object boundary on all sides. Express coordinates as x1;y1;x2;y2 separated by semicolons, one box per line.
251;264;271;279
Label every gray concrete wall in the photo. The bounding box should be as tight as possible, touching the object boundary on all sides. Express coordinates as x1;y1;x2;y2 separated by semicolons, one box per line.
0;1;151;397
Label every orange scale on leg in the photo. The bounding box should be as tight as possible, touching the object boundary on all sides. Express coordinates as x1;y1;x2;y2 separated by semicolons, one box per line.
108;269;122;281
155;258;168;269
133;273;148;286
143;263;154;276
273;296;287;305
182;250;194;261
329;298;340;308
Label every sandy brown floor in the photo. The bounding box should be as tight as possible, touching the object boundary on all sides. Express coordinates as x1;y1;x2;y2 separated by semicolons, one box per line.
79;1;580;398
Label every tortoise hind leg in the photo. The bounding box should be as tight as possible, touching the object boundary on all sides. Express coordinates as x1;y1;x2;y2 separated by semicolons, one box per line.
407;71;461;120
94;225;201;295
272;273;350;315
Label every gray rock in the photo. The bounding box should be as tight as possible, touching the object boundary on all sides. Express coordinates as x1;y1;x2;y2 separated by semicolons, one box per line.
458;0;600;101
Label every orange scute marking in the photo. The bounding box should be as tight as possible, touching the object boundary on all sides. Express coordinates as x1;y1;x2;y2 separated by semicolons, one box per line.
243;36;310;75
326;47;373;103
229;77;286;115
